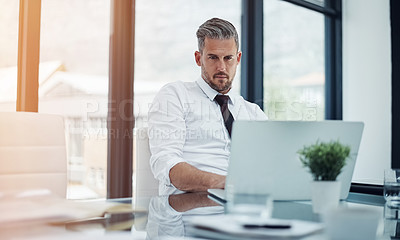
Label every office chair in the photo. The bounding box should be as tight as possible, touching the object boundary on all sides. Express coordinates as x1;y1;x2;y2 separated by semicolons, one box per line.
0;112;67;198
133;127;159;231
134;127;159;198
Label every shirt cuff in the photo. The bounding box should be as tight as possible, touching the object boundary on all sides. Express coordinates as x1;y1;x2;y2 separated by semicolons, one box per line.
151;154;185;187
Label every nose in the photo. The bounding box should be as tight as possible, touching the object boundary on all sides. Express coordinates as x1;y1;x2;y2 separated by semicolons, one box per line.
216;59;226;71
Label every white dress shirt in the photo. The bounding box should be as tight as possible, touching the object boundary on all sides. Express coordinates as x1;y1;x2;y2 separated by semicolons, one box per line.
148;78;267;195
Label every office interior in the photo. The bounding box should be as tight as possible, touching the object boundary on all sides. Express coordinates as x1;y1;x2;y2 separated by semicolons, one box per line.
0;0;398;238
0;0;400;239
0;0;395;200
1;0;393;199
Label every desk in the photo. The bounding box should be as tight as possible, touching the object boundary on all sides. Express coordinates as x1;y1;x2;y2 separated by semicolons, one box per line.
0;192;394;240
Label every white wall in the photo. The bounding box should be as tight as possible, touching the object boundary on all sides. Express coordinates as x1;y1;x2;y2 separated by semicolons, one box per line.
343;0;391;184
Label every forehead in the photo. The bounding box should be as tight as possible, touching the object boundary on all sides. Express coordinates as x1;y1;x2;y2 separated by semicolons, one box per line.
203;37;237;54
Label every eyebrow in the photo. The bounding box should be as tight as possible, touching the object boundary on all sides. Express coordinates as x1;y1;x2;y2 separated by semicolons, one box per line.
207;54;235;58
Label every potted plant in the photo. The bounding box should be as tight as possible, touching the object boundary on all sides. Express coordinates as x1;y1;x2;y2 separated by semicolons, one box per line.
298;140;351;213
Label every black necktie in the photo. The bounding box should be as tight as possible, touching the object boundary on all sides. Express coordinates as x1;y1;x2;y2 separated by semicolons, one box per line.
214;95;234;137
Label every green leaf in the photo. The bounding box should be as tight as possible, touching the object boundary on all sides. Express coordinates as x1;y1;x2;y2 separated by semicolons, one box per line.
297;140;351;181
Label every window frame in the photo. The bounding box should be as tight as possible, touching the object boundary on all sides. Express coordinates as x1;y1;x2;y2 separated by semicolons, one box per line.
241;0;264;108
17;0;41;112
241;0;342;117
391;0;400;170
107;0;135;199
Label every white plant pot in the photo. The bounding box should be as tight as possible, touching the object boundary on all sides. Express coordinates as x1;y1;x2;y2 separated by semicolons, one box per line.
311;181;341;214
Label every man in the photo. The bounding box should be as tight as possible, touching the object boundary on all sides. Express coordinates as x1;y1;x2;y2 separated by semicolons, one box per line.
148;18;267;195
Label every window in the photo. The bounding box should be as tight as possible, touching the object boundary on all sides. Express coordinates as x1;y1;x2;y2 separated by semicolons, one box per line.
0;0;19;112
264;0;325;121
38;0;111;199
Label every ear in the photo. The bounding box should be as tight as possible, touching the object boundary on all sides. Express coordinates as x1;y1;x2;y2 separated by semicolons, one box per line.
236;51;242;64
194;51;202;66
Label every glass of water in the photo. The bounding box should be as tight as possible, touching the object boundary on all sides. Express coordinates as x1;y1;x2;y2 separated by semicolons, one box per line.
384;169;400;206
225;190;273;219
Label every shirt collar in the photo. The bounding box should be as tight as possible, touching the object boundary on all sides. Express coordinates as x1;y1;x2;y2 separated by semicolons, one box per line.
196;77;235;104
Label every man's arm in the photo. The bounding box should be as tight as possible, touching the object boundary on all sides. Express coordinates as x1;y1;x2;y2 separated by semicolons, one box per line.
169;162;225;192
168;192;220;212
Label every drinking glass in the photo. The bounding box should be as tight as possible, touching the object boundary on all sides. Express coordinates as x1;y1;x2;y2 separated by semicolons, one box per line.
384;169;400;206
225;184;274;220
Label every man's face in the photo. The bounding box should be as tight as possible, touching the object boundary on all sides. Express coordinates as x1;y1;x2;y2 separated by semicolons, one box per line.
195;37;242;94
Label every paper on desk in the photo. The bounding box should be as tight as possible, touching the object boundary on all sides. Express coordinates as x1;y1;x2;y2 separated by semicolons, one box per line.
187;215;323;239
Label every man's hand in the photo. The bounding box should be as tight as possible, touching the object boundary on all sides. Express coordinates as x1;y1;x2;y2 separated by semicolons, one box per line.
169;162;226;192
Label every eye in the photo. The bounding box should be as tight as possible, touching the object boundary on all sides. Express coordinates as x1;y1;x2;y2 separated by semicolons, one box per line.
225;56;234;60
208;55;218;60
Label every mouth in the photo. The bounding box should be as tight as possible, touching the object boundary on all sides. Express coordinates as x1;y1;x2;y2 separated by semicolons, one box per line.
214;74;228;79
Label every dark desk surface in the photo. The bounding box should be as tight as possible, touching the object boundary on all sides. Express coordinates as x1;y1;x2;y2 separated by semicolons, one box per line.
0;192;394;240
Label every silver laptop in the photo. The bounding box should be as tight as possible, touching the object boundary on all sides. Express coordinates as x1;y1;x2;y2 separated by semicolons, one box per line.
208;120;364;202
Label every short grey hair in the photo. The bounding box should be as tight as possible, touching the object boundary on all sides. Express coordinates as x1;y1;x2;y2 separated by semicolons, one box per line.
196;18;239;53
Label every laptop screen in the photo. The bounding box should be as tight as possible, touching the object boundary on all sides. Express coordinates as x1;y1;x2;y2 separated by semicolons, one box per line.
224;120;364;201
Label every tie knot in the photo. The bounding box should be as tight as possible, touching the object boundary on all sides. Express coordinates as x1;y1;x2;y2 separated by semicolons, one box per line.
214;95;230;106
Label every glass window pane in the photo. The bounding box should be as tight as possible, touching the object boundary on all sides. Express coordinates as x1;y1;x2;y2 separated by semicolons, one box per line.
0;0;19;112
39;0;110;199
134;0;242;128
264;0;325;121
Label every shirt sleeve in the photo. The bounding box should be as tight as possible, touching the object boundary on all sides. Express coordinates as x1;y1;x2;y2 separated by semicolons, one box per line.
241;99;268;121
148;83;187;187
255;104;268;120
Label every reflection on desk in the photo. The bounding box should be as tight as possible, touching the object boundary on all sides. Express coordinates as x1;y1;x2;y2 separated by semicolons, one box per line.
0;190;395;240
146;192;387;240
146;192;224;239
145;192;323;239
